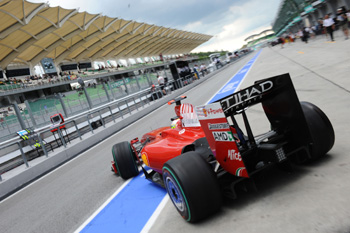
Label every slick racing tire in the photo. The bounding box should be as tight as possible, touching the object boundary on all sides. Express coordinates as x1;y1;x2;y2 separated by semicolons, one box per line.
301;102;335;160
112;141;139;179
162;151;222;222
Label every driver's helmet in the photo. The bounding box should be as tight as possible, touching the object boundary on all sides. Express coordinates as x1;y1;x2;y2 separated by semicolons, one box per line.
171;118;181;129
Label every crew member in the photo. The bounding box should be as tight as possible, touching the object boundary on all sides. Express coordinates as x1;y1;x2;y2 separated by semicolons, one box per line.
157;75;166;95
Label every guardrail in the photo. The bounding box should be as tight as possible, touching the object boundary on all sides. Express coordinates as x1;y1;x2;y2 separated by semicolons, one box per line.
0;58;200;96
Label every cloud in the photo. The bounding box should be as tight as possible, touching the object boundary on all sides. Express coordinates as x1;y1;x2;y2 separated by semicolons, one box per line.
31;0;235;27
193;24;273;52
28;0;280;52
182;21;203;32
190;0;280;52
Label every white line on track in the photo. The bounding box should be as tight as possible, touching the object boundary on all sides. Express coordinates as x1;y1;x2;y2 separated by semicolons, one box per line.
141;195;170;233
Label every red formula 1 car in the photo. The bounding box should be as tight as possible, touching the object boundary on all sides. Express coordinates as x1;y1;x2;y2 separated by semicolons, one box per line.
111;73;335;222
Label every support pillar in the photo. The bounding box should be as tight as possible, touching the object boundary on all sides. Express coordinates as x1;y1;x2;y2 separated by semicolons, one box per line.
102;82;111;102
54;62;61;77
56;93;69;117
38;89;45;98
342;0;350;9
107;81;115;100
13;103;26;130
135;75;141;90
83;87;93;109
163;65;169;80
326;1;336;16
1;70;7;81
122;78;129;94
29;62;34;76
24;100;37;127
304;17;311;27
144;71;151;85
127;59;132;67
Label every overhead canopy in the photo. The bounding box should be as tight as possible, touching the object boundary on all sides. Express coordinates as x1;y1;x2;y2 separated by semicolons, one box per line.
0;0;212;69
244;29;274;41
272;0;305;35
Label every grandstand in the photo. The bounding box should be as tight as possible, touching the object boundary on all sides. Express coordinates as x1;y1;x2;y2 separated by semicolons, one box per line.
0;0;211;75
0;0;211;87
0;0;212;141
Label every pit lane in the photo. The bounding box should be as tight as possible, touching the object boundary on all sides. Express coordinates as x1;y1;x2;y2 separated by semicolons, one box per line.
1;35;349;233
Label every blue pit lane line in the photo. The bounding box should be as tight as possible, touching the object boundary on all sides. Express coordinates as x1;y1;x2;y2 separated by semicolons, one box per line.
208;49;262;104
79;172;166;233
77;50;262;233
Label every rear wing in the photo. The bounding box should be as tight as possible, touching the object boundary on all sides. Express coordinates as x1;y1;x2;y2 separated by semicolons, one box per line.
195;73;312;178
219;73;311;146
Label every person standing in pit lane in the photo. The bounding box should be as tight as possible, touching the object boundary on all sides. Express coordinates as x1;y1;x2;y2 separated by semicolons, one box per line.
200;63;207;77
193;64;200;80
157;75;166;95
278;37;285;48
288;32;295;43
302;27;309;43
323;14;335;41
337;8;349;40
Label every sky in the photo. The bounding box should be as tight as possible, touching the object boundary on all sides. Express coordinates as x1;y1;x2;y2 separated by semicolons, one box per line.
29;0;281;53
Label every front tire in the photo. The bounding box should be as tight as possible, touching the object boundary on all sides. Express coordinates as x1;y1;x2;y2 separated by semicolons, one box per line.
112;141;139;179
162;151;222;222
301;102;335;160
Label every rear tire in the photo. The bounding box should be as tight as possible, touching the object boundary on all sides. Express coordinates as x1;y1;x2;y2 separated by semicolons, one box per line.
162;151;222;222
112;141;139;179
301;102;335;160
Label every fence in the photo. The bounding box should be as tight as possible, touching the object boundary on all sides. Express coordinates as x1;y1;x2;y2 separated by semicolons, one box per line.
0;59;199;96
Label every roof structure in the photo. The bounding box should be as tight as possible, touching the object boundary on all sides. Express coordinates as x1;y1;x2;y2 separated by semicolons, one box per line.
272;0;306;35
244;29;275;42
0;0;212;69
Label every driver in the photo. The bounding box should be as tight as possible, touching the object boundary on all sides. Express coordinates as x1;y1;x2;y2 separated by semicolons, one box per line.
171;118;182;129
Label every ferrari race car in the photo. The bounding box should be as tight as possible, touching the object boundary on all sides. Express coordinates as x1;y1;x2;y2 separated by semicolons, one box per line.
111;73;335;222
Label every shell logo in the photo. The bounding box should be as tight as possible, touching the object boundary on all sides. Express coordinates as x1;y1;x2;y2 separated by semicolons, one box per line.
141;152;150;167
203;108;208;117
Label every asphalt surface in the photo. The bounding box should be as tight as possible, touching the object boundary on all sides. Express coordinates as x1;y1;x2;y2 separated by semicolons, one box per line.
1;32;350;233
